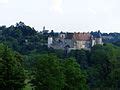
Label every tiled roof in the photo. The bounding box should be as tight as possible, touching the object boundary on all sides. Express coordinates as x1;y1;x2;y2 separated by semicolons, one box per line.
91;31;102;38
73;33;91;41
65;33;74;39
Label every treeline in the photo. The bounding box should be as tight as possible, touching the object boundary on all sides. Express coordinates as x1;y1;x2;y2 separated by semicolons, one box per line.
0;22;48;55
0;43;120;90
0;22;120;55
0;43;88;90
0;22;120;89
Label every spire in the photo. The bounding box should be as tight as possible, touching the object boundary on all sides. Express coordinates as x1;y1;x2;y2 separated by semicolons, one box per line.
43;26;45;30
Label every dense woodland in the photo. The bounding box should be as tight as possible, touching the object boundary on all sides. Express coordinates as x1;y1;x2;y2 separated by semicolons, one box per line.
0;22;120;90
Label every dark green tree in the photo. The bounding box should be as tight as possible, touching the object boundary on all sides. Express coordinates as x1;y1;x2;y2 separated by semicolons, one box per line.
31;54;65;90
107;68;120;88
68;50;89;69
105;44;120;89
0;44;26;90
62;58;88;90
88;44;118;88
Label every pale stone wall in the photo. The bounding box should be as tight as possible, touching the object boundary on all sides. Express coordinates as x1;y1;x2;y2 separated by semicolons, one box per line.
48;37;53;47
74;41;91;50
49;33;103;50
95;38;103;45
91;39;95;47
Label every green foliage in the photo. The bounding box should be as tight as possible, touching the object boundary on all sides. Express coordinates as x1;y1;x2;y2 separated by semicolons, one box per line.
30;54;88;90
0;22;48;55
89;45;112;87
88;44;120;89
113;41;120;47
0;22;120;89
107;68;120;88
68;49;89;69
0;44;26;89
62;58;88;90
31;54;65;90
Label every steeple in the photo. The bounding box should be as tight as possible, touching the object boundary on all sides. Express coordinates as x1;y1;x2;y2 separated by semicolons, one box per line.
43;26;45;30
42;26;49;34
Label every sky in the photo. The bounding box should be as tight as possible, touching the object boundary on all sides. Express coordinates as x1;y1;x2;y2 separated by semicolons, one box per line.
0;0;120;33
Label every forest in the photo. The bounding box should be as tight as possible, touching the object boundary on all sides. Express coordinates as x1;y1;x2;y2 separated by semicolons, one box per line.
0;22;120;90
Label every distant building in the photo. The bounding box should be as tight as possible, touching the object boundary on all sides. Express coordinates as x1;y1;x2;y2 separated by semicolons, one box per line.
73;32;92;50
42;26;49;34
48;31;103;50
48;37;53;48
16;21;26;27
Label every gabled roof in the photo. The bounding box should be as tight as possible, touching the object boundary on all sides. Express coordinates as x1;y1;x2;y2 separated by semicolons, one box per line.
73;33;91;41
91;30;102;38
65;33;74;39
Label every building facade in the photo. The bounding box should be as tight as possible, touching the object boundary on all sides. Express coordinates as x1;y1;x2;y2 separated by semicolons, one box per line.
48;31;103;50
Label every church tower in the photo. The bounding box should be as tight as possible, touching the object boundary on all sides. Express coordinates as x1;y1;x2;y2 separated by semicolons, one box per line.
43;26;45;30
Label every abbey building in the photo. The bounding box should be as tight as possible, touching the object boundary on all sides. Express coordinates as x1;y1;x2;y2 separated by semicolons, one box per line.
47;30;103;50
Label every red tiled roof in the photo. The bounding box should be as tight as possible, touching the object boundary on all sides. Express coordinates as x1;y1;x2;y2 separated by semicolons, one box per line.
73;33;91;41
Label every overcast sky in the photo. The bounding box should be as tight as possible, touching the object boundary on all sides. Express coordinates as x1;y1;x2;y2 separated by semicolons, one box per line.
0;0;120;32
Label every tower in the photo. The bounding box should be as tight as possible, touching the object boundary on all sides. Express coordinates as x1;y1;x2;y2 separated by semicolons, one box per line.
48;37;53;48
42;26;49;34
59;31;65;39
43;26;45;30
91;35;95;47
96;30;103;45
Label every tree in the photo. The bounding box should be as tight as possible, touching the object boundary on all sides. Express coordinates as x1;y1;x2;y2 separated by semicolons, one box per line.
105;44;120;89
0;44;26;90
62;58;88;90
88;44;119;88
107;68;120;88
31;54;65;90
68;50;89;69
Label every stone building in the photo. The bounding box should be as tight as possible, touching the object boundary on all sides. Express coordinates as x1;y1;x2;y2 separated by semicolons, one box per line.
48;31;103;50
